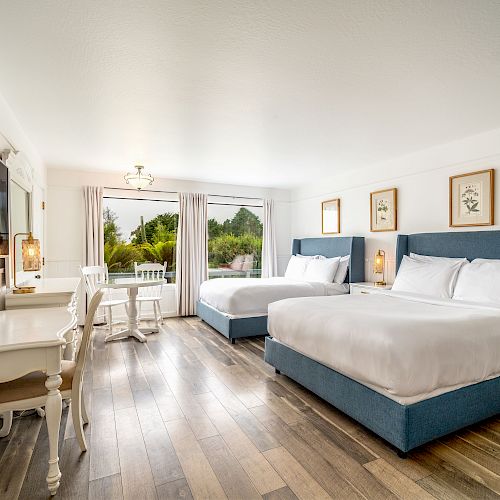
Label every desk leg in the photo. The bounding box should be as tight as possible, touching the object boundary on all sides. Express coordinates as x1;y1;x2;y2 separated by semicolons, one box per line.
45;372;62;496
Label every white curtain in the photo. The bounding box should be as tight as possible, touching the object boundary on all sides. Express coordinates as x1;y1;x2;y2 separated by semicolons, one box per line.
176;192;208;316
261;199;278;278
83;186;104;267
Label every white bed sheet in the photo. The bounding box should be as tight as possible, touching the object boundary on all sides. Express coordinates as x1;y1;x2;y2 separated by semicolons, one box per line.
199;277;348;318
268;291;500;404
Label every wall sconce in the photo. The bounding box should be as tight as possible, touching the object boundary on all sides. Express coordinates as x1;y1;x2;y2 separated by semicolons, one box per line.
373;249;386;286
13;232;41;294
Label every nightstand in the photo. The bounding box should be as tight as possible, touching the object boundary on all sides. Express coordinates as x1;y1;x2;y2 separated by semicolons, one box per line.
350;282;392;295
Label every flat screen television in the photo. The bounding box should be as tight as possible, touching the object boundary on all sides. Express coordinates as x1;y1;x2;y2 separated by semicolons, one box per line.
0;161;8;255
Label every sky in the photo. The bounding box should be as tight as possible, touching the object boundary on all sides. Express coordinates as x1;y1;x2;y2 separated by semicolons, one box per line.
104;197;263;242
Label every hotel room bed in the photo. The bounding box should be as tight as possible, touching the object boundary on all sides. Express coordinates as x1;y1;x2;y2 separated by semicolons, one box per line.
265;230;500;454
196;236;364;343
199;278;349;318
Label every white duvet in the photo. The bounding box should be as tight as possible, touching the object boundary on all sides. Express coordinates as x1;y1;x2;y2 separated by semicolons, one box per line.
268;291;500;404
199;277;348;318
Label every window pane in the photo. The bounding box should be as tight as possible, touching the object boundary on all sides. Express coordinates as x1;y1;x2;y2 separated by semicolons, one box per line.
103;198;178;281
208;204;263;278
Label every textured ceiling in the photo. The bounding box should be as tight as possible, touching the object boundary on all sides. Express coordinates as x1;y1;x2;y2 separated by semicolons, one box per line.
1;1;500;188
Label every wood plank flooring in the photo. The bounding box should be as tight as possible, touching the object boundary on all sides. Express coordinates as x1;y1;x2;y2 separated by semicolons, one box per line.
1;317;499;500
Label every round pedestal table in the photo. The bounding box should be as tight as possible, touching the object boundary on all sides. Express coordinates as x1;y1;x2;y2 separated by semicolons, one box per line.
98;278;164;342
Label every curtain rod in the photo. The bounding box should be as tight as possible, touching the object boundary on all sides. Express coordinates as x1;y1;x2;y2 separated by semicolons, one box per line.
103;195;262;208
103;186;263;201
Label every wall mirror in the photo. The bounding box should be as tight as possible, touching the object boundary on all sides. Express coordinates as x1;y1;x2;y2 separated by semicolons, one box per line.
321;198;340;234
10;180;31;273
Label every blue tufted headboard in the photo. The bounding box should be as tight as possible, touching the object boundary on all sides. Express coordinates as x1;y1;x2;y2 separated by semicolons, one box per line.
291;237;365;283
396;230;500;272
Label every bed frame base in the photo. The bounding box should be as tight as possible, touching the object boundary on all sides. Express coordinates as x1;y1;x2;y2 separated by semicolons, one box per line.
196;300;268;343
265;337;500;453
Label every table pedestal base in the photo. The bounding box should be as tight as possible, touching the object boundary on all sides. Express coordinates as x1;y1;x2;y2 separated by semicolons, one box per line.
105;326;158;343
104;286;159;343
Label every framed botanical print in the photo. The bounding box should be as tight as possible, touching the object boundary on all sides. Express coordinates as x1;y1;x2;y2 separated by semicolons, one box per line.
370;188;397;232
449;169;494;227
322;198;340;234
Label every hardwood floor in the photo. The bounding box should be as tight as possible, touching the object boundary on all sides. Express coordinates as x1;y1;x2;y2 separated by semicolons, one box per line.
1;317;499;500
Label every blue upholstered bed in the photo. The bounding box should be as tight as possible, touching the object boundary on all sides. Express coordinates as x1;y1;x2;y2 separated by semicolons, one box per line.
265;230;500;455
196;236;365;343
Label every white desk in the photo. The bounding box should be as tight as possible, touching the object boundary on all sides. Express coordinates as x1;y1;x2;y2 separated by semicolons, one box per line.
6;277;81;361
99;278;163;342
0;307;77;496
5;277;81;310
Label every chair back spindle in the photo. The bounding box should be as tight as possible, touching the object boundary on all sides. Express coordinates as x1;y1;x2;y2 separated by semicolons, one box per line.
134;262;167;299
80;264;111;301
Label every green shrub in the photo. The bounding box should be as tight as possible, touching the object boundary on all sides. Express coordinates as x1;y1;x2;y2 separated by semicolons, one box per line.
141;241;176;272
208;233;262;269
104;242;144;273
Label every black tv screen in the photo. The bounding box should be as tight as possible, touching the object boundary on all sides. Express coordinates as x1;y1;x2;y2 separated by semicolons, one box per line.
0;161;8;255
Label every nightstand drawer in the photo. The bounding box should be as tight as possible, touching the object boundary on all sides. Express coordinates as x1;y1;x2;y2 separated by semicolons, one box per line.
350;282;392;295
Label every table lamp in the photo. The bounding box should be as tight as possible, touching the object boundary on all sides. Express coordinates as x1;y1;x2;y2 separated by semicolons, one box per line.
13;231;41;294
373;249;386;286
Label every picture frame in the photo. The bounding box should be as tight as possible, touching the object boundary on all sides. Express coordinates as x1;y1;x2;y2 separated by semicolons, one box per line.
449;169;494;227
321;198;340;234
370;188;397;232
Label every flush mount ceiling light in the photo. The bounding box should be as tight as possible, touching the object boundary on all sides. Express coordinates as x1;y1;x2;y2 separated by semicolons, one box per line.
124;165;154;190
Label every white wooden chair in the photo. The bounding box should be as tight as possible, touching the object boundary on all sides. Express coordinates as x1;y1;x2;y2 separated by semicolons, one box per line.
80;264;127;334
0;290;103;452
134;262;167;328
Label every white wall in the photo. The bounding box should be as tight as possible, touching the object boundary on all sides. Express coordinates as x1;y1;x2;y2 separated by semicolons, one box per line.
45;168;291;319
291;128;500;283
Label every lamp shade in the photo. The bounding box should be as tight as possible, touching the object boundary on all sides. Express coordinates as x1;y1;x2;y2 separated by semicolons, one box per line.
373;249;385;274
21;233;41;271
124;165;154;190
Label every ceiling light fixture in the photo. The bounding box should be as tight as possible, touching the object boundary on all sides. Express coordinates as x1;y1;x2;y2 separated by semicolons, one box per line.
124;165;154;190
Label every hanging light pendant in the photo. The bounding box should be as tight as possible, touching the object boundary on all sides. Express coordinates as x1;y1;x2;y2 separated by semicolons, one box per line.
124;165;154;190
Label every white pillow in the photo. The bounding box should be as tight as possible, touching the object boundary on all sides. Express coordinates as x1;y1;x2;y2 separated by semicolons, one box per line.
285;255;311;280
453;259;500;304
304;256;340;283
410;253;468;265
333;255;350;284
392;255;465;298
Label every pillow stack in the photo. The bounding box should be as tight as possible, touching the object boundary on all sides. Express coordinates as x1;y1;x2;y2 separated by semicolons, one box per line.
284;254;350;284
392;254;466;298
392;252;500;305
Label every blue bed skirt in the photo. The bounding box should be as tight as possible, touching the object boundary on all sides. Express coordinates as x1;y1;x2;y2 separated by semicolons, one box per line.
265;336;500;452
196;300;268;342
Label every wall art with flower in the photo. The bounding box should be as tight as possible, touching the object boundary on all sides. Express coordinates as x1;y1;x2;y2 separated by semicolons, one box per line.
450;169;494;227
370;188;397;232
